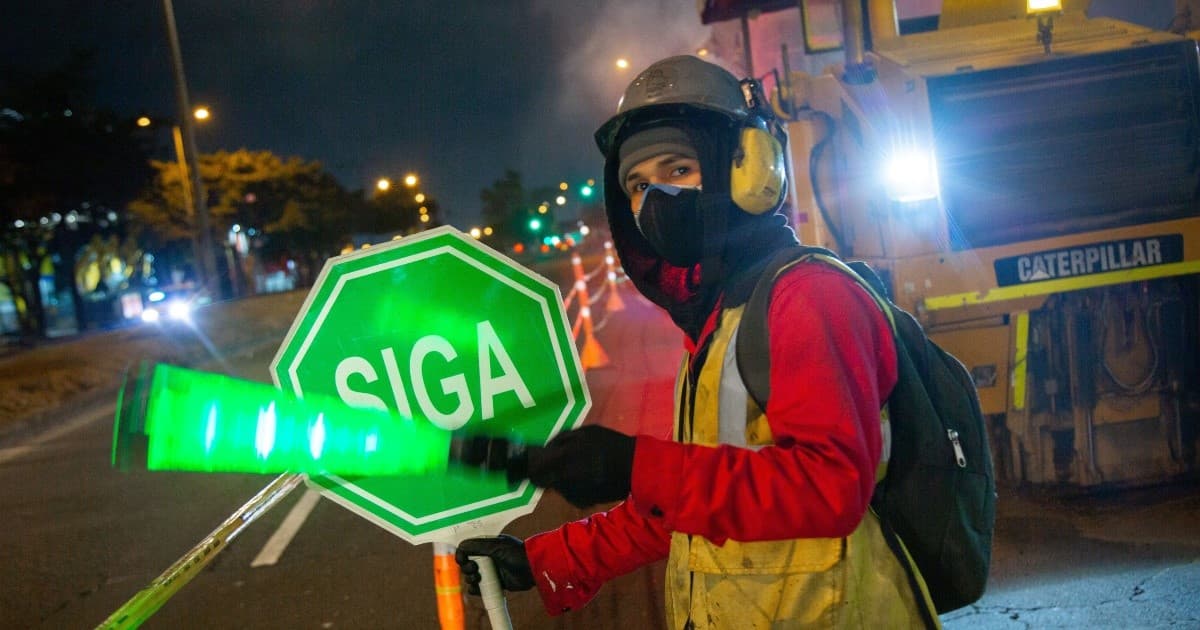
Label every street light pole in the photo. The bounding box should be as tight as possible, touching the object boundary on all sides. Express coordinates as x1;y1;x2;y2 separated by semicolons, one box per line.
170;126;202;285
162;0;218;297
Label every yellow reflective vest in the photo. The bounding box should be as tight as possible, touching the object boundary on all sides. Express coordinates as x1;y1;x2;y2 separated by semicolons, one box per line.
663;305;939;629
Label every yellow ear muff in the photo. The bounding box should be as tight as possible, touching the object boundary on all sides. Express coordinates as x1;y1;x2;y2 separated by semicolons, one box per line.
730;126;785;215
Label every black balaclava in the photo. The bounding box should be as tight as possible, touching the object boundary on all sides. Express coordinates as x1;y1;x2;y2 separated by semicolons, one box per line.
604;114;798;341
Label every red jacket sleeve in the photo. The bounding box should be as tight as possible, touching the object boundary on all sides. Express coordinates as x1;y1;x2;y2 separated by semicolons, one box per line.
629;263;897;542
523;496;671;616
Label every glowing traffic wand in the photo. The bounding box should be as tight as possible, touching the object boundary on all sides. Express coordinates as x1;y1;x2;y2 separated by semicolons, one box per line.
103;362;523;629
112;362;453;477
104;361;462;629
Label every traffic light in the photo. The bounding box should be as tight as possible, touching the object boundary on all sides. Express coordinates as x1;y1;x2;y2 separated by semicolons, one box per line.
580;184;594;198
528;218;542;231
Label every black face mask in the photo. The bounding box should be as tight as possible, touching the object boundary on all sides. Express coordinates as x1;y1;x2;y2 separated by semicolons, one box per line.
634;185;707;267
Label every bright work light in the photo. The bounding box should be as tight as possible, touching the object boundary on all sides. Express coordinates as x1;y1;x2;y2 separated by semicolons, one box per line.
883;148;940;203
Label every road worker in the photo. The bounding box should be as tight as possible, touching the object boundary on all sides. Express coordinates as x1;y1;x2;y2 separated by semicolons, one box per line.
457;54;935;628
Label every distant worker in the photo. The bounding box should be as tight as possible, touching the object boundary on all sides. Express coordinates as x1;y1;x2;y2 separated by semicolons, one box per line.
456;55;936;628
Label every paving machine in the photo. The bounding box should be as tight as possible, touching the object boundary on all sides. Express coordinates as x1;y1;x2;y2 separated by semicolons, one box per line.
705;0;1200;487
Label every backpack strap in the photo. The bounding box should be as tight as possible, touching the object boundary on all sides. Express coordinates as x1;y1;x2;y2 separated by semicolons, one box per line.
736;246;894;413
734;256;940;628
736;249;942;630
737;247;812;412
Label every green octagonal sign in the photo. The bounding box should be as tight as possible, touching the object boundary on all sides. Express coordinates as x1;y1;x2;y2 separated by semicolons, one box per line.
270;226;590;544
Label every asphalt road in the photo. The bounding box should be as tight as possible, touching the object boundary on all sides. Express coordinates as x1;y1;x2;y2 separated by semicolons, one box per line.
2;261;1198;629
0;262;679;630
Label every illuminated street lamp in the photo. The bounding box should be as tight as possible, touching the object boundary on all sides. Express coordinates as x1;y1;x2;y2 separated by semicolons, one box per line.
134;111;211;266
193;105;210;121
484;226;494;236
469;227;482;239
555;195;567;206
616;58;630;70
415;193;426;203
559;181;568;191
404;173;419;188
376;178;391;192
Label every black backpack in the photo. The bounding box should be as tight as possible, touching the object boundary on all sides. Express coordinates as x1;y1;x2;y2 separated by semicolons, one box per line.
735;246;996;621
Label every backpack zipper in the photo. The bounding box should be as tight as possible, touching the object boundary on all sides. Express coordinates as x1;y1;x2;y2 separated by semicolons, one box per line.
948;429;967;468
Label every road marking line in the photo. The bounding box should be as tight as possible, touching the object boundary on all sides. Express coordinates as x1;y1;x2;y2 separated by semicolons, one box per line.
251;488;321;567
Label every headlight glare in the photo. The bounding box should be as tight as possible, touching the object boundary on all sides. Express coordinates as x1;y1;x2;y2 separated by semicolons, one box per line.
166;300;191;322
884;148;940;203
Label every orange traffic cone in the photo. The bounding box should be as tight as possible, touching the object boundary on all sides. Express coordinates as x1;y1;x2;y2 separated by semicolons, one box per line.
603;241;625;312
570;254;610;370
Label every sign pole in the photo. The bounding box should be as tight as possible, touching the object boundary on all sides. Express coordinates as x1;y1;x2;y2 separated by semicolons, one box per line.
96;473;304;629
471;556;514;630
432;543;465;629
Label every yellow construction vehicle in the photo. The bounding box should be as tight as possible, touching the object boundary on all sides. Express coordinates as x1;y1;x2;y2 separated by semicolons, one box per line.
705;0;1199;488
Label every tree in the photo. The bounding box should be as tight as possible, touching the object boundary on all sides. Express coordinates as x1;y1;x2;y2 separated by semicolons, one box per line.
480;169;529;248
0;51;154;338
128;149;360;293
259;169;364;286
365;186;442;237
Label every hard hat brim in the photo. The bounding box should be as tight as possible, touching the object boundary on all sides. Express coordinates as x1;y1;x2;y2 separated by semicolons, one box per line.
594;103;738;158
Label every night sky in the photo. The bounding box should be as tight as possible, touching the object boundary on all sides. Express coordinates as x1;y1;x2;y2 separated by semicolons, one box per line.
3;0;712;226
3;1;1176;227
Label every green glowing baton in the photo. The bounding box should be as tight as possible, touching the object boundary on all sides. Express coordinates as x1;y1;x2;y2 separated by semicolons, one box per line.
113;362;452;477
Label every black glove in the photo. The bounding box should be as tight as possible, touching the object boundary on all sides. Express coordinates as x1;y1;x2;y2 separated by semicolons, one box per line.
455;535;534;595
525;425;636;508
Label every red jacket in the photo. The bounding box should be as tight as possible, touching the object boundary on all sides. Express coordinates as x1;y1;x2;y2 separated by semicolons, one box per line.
524;262;898;615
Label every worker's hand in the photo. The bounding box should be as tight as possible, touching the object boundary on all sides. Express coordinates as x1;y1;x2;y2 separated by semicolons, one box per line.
455;535;534;595
526;425;636;509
